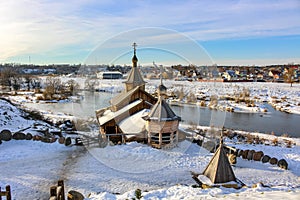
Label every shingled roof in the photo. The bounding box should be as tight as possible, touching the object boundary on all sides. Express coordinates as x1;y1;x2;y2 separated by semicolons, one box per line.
123;66;146;86
124;42;145;87
144;98;181;122
202;143;237;184
110;86;140;106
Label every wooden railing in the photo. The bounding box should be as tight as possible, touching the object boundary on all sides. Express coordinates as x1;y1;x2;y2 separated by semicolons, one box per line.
49;180;65;200
0;185;11;200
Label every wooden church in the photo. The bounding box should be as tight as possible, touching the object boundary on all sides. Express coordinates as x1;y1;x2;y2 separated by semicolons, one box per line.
96;43;181;148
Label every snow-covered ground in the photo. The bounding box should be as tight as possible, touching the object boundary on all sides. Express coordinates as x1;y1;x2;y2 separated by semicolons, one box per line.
0;99;36;132
1;81;300;199
1;138;300;200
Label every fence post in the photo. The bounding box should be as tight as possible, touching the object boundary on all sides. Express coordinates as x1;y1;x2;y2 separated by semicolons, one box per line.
0;186;2;200
50;186;57;198
5;186;11;200
57;180;65;200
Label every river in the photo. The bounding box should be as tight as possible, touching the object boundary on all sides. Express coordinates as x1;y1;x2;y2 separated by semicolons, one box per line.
23;91;300;138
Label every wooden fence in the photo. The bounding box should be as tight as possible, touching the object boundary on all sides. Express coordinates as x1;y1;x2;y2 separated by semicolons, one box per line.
0;185;11;200
49;180;65;200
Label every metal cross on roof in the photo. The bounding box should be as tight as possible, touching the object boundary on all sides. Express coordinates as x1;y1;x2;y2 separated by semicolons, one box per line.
132;42;137;54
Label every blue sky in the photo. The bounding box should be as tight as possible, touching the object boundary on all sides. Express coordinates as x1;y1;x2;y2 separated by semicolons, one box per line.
1;0;300;66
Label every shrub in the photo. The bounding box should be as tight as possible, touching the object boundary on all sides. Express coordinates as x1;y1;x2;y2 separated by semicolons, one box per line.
134;189;143;200
272;138;278;146
246;134;254;144
36;95;44;101
285;140;293;148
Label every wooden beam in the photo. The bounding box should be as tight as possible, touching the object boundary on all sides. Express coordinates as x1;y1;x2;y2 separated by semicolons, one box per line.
50;186;57;197
159;131;162;148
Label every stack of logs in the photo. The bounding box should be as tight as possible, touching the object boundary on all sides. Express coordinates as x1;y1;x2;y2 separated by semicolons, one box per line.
236;149;288;170
0;129;66;145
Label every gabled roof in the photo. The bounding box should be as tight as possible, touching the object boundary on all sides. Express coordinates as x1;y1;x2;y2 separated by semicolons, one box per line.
110;86;140;106
144;98;180;122
118;109;149;134
202;143;236;184
110;86;156;108
98;99;143;125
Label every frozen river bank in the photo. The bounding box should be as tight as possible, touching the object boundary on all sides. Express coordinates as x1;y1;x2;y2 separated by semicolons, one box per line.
17;90;300;138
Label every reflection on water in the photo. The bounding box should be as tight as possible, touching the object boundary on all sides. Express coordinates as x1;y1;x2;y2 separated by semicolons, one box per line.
24;91;300;138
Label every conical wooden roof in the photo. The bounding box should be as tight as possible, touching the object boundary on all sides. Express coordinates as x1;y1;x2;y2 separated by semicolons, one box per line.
202;143;236;184
144;97;180;122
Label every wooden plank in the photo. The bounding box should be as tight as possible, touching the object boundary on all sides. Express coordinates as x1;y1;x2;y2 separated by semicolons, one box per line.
6;185;11;200
0;187;12;200
50;186;57;197
58;180;65;200
56;186;62;197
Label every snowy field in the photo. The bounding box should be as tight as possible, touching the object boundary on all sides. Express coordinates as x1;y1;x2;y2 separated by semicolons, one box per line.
1;138;300;199
1;81;300;199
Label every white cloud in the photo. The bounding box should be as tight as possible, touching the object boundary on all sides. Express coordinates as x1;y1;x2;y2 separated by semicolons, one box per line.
0;0;299;63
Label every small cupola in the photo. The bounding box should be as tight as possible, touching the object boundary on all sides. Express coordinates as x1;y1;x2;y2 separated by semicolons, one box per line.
144;63;181;149
124;42;146;92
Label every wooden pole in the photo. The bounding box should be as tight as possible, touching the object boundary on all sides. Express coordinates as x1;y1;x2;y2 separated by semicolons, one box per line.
50;186;57;197
5;186;11;200
147;126;151;145
58;180;65;200
159;131;162;148
121;134;125;144
0;186;2;200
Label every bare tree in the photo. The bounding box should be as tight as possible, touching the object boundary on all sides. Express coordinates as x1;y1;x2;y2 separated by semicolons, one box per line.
65;79;80;95
284;67;295;87
10;76;22;92
30;77;42;92
177;87;185;101
43;77;63;100
209;94;218;108
186;91;197;103
22;74;31;91
84;79;98;91
0;67;18;91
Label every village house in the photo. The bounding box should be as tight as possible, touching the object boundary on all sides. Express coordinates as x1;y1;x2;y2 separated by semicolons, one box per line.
268;69;281;80
222;70;237;81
